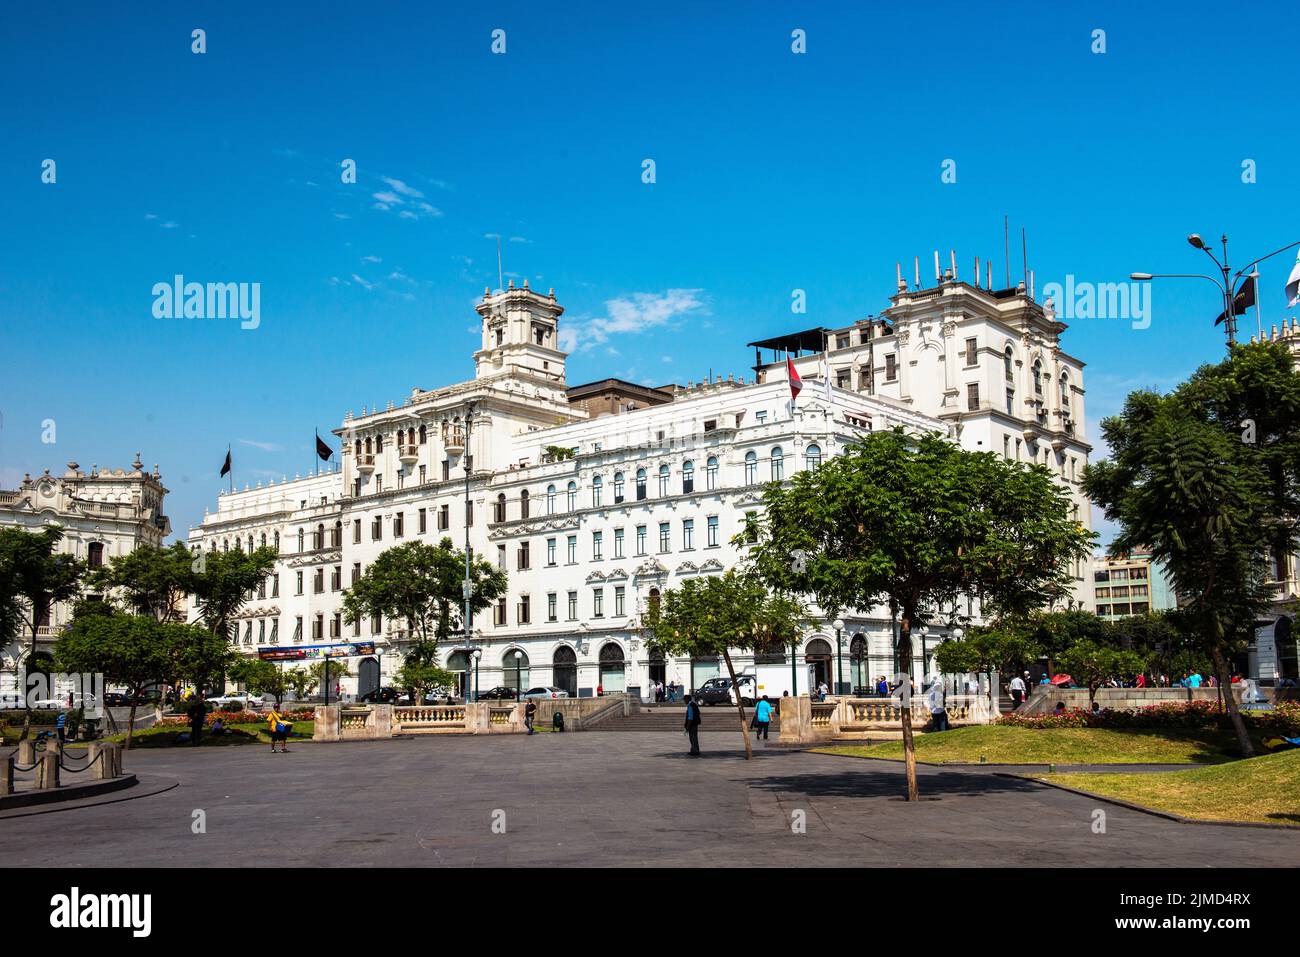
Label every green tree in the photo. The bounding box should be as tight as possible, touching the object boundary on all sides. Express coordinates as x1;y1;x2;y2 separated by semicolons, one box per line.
644;569;805;759
1057;640;1147;709
285;667;318;701
393;658;456;702
0;526;85;739
342;539;507;662
933;622;1041;680
1110;611;1209;681
229;657;291;708
1083;341;1300;756
191;546;277;645
56;607;224;748
1028;609;1113;679
87;541;197;623
748;428;1093;799
310;658;352;701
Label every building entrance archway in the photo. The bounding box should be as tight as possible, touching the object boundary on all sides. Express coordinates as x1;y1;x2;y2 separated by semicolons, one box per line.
552;645;577;697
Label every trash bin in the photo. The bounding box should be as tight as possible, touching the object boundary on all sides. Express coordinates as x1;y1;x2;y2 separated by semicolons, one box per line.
552;711;565;732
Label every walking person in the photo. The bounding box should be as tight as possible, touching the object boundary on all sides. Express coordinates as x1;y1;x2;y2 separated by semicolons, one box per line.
683;694;702;756
524;699;537;734
266;705;291;752
1009;672;1026;710
926;675;949;732
754;695;773;741
186;695;207;747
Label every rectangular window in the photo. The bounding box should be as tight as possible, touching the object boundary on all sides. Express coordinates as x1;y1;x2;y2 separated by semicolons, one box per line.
636;525;647;554
967;382;980;411
494;597;507;626
567;591;578;621
352;562;361;585
683;518;694;550
370;613;381;636
330;613;340;638
593;589;604;618
394;512;404;537
418;508;427;534
314;568;324;594
296;570;304;596
567;535;577;564
438;504;449;530
293;616;302;643
755;411;767;424
419;465;426;484
964;338;978;366
614;585;625;617
259;618;266;643
371;516;382;541
375;474;382;493
442;461;450;481
272;574;279;598
331;566;341;591
707;515;719;547
353;519;362;543
258;578;266;599
547;593;557;622
886;354;897;381
703;419;717;432
518;541;530;570
270;618;279;644
836;333;850;350
517;595;531;625
614;527;625;559
592;531;603;561
497;544;506;569
546;538;557;566
659;522;671;553
312;615;323;641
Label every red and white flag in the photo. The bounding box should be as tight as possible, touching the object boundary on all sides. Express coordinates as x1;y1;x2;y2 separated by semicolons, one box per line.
787;357;803;402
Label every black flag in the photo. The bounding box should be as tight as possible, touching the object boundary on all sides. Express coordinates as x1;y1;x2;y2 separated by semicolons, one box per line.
1215;275;1257;326
219;449;231;477
315;431;333;462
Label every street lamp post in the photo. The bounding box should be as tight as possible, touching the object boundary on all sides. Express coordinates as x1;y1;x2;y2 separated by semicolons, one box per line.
514;649;523;699
1132;234;1300;352
833;618;845;696
472;648;481;702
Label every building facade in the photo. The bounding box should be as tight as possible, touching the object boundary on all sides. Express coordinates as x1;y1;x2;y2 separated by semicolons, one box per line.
189;271;1091;700
1091;548;1176;619
1;456;171;685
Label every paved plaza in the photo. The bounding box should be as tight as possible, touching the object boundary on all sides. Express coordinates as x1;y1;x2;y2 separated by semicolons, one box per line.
3;733;1298;867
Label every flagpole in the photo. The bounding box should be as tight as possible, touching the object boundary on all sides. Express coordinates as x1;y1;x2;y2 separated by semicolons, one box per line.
228;444;233;494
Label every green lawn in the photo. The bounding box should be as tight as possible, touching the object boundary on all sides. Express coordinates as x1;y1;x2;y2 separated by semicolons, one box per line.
811;724;1253;765
1041;749;1300;825
103;720;315;748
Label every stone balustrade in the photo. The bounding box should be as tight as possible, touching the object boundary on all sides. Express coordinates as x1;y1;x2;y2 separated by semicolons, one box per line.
314;702;531;738
780;693;994;744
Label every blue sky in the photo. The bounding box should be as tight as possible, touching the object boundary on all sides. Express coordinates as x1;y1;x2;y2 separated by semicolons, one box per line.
2;0;1297;542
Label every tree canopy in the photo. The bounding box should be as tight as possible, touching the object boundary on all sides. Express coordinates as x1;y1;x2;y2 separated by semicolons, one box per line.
87;541;197;622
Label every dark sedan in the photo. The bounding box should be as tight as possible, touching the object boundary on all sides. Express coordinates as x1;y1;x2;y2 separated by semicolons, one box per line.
358;687;405;704
477;686;519;701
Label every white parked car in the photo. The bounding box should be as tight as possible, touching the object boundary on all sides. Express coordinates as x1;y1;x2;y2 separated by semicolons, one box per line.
205;692;264;711
521;687;569;700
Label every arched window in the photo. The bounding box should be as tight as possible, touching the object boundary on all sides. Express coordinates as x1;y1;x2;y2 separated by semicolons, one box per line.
273;531;280;552
682;460;695;494
592;475;603;508
1004;345;1014;381
354;438;362;457
706;456;718;490
495;493;507;523
599;642;626;692
805;443;822;470
333;521;342;547
744;451;757;484
87;542;105;569
375;433;384;453
566;481;577;511
635;469;647;501
260;533;267;548
770;446;784;481
657;464;670;496
503;649;530;691
648;587;661;617
1033;359;1043;396
546;484;556;514
313;524;322;549
1060;371;1070;408
419;424;427;444
520;489;530;519
613;472;625;502
365;437;372;456
297;528;304;552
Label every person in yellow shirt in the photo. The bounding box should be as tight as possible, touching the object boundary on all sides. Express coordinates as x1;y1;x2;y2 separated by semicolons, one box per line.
266;706;292;753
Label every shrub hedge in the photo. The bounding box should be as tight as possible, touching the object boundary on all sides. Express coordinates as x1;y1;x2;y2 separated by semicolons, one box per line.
997;700;1300;736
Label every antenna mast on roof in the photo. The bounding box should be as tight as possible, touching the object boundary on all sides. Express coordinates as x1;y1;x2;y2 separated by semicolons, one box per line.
1004;215;1011;289
496;235;504;293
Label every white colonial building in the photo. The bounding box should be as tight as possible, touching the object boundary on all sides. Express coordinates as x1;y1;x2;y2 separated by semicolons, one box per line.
1;456;171;685
189;268;1093;700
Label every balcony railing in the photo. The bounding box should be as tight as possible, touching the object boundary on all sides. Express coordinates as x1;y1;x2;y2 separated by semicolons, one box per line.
356;454;376;472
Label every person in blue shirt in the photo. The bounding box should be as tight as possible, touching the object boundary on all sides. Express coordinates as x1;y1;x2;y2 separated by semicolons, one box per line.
754;695;773;741
683;694;702;756
1188;672;1203;688
55;710;67;745
1039;673;1051;685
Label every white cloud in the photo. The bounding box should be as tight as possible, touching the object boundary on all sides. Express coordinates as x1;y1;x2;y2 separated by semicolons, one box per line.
509;235;531;244
398;210;418;220
333;212;351;220
239;438;282;452
361;255;382;264
144;213;158;220
351;273;374;291
372;191;402;205
380;176;424;199
160;221;179;229
559;289;708;353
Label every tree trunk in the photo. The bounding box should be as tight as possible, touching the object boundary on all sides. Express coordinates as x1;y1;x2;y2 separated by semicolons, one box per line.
125;701;138;750
1211;647;1254;757
898;611;918;801
720;649;753;760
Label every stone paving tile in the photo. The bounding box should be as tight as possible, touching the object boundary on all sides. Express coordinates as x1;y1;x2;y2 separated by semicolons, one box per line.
0;733;1296;867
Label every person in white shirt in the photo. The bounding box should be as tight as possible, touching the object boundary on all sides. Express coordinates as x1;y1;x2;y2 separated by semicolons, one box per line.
1009;673;1026;709
927;675;949;732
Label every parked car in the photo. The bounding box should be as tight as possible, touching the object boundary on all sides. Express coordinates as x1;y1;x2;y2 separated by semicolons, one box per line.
695;675;760;706
31;692;98;710
206;692;264;711
521;686;569;700
477;686;518;701
102;692;133;708
358;687;404;704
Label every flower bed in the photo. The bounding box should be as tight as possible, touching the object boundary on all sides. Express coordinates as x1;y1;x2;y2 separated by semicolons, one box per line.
157;707;315;727
998;700;1300;736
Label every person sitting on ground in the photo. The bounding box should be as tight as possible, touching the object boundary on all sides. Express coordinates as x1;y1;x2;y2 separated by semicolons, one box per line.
1054;701;1067;715
1090;701;1101;714
210;718;226;737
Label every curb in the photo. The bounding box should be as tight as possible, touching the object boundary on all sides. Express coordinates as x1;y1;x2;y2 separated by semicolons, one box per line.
0;773;179;820
0;773;138;812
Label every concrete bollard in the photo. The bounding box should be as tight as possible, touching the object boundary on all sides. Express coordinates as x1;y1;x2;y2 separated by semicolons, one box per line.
37;752;60;789
1;756;12;795
109;742;122;777
17;739;35;767
88;743;108;780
